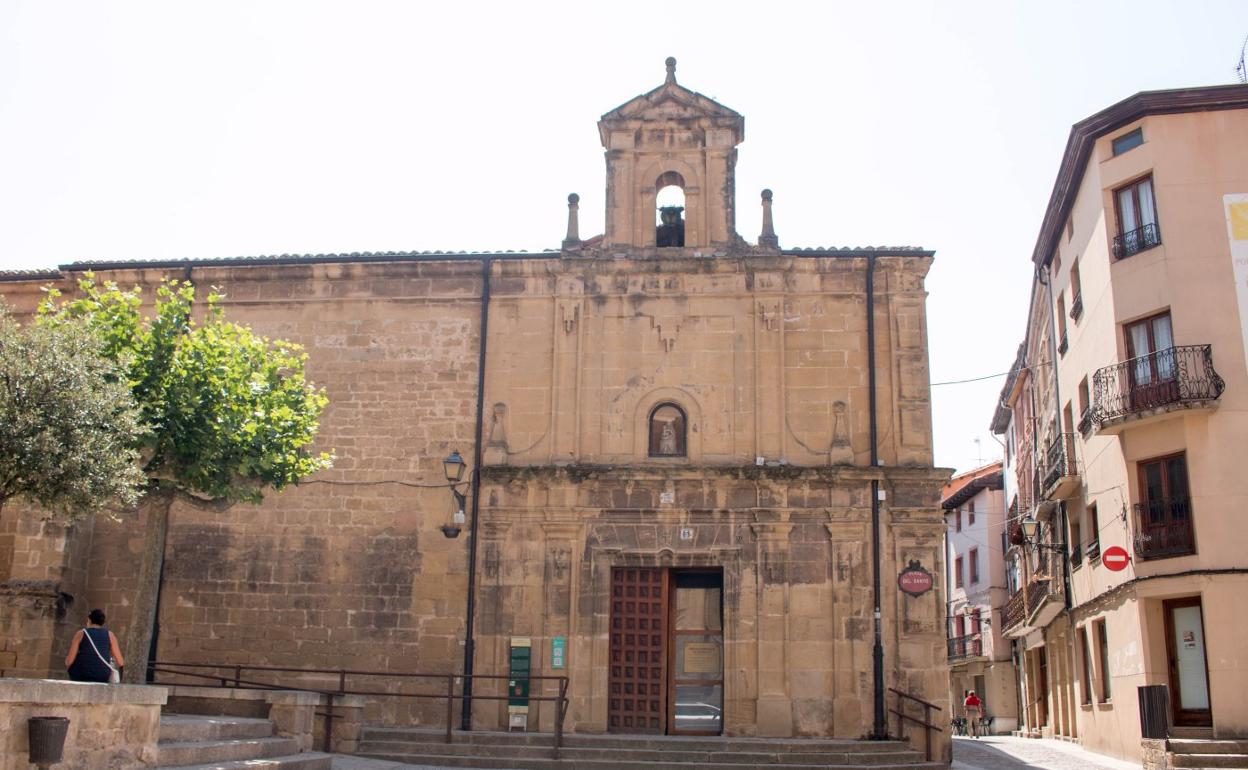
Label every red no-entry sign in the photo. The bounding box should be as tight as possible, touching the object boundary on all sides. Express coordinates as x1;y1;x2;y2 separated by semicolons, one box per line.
1102;546;1130;571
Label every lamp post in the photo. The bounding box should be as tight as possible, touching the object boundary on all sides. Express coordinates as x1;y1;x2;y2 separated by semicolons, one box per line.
441;451;467;539
1019;516;1066;552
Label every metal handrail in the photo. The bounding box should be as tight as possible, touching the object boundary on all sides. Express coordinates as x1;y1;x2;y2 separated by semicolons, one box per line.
887;687;942;761
148;661;570;757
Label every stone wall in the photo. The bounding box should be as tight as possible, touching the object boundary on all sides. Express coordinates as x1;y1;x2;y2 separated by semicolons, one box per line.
0;679;166;770
0;250;948;745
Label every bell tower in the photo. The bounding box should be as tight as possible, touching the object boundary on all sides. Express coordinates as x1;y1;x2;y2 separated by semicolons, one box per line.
598;58;745;251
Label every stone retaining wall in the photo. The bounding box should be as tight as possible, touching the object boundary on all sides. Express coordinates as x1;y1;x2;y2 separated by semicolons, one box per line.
0;678;167;770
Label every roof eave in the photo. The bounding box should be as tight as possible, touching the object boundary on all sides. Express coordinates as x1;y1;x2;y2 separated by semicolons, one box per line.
1030;83;1248;268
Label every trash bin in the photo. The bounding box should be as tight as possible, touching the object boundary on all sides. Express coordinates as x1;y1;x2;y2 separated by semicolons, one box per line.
27;716;70;767
1138;685;1169;739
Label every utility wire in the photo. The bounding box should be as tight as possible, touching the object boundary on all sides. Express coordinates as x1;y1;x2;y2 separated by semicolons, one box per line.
930;359;1052;387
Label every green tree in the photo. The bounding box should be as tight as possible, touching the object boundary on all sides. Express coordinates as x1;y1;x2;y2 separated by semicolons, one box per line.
0;308;145;518
40;276;333;680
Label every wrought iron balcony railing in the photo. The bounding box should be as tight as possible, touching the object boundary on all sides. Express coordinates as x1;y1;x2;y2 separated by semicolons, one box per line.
1002;589;1026;631
1077;408;1093;437
1070;291;1083;321
1113;222;1161;259
1091;345;1225;427
1133;496;1196;560
1026;577;1052;616
1058;332;1068;356
1041;433;1078;496
1086;538;1100;563
947;635;983;661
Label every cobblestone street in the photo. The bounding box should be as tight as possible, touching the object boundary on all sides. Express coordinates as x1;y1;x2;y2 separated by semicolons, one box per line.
953;736;1142;770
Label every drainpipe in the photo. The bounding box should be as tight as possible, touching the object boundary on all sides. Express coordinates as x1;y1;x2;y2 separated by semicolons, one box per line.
460;257;492;731
867;254;886;739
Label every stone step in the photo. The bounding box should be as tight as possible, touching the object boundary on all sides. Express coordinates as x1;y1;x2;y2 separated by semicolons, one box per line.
160;714;276;743
359;738;926;766
355;753;945;770
157;736;302;767
155;754;333;770
1170;740;1248;755
360;727;916;754
1169;753;1248;769
1172;727;1218;739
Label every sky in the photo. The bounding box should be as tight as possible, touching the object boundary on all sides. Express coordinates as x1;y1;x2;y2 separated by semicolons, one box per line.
1;1;1244;474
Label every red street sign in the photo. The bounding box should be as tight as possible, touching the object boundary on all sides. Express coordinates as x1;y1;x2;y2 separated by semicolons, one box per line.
898;561;934;596
1102;546;1131;571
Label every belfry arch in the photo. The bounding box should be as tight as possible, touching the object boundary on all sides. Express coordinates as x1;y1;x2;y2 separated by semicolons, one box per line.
598;57;744;251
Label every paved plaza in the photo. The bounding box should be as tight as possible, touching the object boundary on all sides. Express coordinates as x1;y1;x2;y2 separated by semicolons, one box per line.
328;735;1145;770
952;735;1142;770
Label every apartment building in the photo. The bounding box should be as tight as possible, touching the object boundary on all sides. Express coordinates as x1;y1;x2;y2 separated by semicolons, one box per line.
942;462;1019;735
992;84;1248;762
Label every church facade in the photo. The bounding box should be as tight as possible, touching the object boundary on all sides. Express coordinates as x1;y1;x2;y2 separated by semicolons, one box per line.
0;61;949;749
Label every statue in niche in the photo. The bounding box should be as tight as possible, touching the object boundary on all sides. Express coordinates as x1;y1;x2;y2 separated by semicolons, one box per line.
483;402;508;465
660;422;677;454
830;400;853;465
648;403;687;457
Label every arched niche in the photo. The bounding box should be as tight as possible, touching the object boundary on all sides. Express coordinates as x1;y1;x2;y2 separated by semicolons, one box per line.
655;171;687;247
648;403;687;457
633;388;702;461
636;158;703;248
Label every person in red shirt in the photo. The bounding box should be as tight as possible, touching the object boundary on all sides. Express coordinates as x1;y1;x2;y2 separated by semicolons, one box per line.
963;690;983;738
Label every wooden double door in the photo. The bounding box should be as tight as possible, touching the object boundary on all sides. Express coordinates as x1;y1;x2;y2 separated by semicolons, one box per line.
608;567;724;735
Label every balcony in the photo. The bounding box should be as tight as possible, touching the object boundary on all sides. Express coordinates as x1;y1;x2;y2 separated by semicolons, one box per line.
1002;590;1026;633
1002;544;1067;638
1091;345;1225;434
1070;291;1083;322
1113;222;1161;259
947;635;983;662
1058;333;1068;356
1077;408;1093;437
1133;497;1196;560
1041;433;1079;501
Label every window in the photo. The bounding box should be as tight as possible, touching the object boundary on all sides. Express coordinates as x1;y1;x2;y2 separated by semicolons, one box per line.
1087;503;1100;561
1136;453;1193;559
1080;627;1094;704
1056;296;1068;355
968;501;975;527
1077;377;1091;435
1095;619;1112;701
969;549;980;584
1125;312;1179;410
1066;216;1074;242
969;608;981;635
956;510;962;532
1114;176;1160;258
1070;261;1083;321
1069;513;1083;569
1112;127;1144;156
955;556;964;589
647;403;687;457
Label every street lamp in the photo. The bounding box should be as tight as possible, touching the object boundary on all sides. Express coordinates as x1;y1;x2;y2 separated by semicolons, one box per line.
1019;515;1066;552
441;451;468;539
444;451;466;483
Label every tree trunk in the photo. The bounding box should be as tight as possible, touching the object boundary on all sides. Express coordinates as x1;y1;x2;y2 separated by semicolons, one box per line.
122;489;172;683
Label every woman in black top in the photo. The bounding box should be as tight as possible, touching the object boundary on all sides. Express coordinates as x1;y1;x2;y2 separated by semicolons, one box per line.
65;609;125;683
